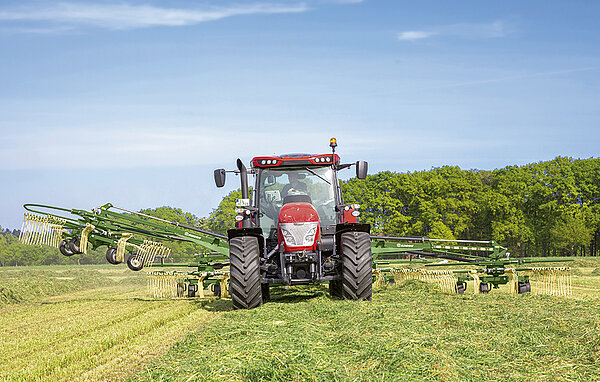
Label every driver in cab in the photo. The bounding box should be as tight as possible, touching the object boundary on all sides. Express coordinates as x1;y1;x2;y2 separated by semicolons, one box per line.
281;172;308;198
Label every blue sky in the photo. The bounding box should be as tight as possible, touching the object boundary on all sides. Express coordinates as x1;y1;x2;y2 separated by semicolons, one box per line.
1;0;599;229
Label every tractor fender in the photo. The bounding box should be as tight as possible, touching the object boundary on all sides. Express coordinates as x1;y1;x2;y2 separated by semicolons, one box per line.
227;227;265;257
334;223;371;253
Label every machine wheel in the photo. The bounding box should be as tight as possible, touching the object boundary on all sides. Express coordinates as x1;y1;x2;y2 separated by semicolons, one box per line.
229;236;262;310
213;284;222;298
127;254;143;271
455;282;466;294
329;279;343;298
261;283;270;302
188;284;197;298
105;247;121;265
68;237;82;254
518;281;531;294
479;283;490;294
59;240;74;256
340;231;372;301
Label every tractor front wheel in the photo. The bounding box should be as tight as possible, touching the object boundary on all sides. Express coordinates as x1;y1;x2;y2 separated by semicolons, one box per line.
340;231;372;300
229;236;262;310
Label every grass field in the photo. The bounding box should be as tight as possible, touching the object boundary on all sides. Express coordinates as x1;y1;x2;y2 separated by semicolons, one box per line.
0;265;220;381
1;261;599;381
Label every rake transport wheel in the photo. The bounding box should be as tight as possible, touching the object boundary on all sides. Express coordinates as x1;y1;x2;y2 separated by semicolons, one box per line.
518;281;531;294
68;237;83;254
479;283;490;294
213;284;222;298
340;231;373;301
105;247;121;265
127;254;143;271
455;282;466;294
59;240;74;256
229;236;262;310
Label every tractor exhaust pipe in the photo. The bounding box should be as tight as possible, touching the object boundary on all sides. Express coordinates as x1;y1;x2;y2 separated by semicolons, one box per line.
237;159;249;199
236;159;251;228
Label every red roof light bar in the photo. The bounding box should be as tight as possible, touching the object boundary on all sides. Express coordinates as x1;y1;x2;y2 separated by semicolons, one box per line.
252;154;340;168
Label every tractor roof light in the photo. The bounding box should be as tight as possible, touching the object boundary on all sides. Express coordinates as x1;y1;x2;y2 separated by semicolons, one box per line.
329;137;337;149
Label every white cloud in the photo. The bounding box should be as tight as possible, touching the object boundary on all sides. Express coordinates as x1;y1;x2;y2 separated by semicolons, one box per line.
0;2;309;30
397;30;437;41
398;20;513;42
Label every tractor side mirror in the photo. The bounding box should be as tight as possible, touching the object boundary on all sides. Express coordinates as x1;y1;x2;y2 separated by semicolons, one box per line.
356;161;368;179
214;169;226;188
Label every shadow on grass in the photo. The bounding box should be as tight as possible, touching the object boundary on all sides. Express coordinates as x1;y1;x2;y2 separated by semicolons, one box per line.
268;284;329;304
193;298;234;312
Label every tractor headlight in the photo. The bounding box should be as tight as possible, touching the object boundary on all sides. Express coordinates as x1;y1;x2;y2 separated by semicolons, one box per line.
280;222;318;247
280;226;296;246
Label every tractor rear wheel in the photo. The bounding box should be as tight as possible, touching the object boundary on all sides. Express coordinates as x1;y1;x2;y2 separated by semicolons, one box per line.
229;236;262;310
340;231;372;300
59;240;74;256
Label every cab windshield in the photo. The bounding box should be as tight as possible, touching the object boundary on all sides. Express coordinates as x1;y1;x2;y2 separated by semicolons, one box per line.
257;166;336;238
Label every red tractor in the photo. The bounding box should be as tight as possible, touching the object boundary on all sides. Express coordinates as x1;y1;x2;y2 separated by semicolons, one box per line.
214;138;372;309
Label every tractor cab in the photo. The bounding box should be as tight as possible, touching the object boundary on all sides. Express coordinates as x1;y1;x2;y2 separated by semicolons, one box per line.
255;160;338;240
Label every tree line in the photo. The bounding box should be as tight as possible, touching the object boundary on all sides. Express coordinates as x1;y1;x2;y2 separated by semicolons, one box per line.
343;157;600;257
2;156;599;265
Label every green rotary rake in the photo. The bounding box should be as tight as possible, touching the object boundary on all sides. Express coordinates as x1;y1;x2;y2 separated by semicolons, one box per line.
370;236;573;297
20;203;230;297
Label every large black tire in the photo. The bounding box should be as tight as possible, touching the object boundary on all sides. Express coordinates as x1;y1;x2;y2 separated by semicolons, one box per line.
340;231;372;301
105;247;120;265
59;240;74;256
329;280;343;298
229;236;262;310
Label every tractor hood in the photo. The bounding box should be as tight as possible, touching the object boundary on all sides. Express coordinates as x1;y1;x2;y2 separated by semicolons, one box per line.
277;202;320;251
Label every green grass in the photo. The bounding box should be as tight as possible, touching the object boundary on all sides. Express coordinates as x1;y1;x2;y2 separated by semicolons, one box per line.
1;260;600;381
131;276;600;381
0;265;129;305
0;265;220;381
